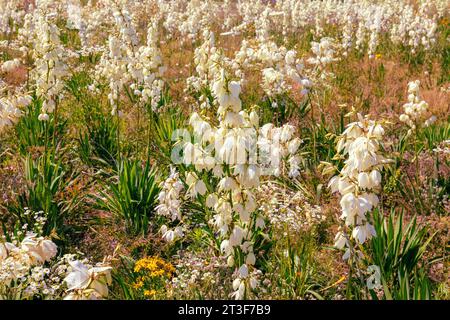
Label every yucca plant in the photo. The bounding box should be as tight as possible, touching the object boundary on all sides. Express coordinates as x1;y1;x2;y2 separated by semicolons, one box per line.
259;93;310;128
264;234;323;299
150;108;186;163
110;256;140;300
385;121;450;215
418;122;450;151
6;153;78;237
369;208;436;300
70;81;121;168
97;159;161;235
78;113;119;168
65;71;92;102
15;96;66;155
394;267;432;300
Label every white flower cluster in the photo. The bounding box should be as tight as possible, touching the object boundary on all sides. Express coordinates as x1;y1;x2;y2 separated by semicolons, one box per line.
68;0;112;51
232;39;311;99
390;5;438;55
185;72;263;299
25;11;68;121
186;30;223;109
400;80;436;133
63;259;112;300
329;114;389;260
157;167;184;222
258;182;325;235
2;0;446;60
181;41;305;297
128;21;166;111
0;232;58;289
308;37;338;68
0;0;25;36
265;0;442;56
0;210;59;299
307;37;339;81
0;92;31;133
94;2;137;113
0;208;113;300
160;0;219;43
258;123;302;178
156;167;186;243
170;251;228;299
433;140;450;157
95;2;166;114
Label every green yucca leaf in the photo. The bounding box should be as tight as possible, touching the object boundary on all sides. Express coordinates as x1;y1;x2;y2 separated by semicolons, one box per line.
96;159;161;235
370;208;436;300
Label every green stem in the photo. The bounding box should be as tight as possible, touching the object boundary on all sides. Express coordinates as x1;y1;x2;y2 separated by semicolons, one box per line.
52;99;58;151
116;99;121;164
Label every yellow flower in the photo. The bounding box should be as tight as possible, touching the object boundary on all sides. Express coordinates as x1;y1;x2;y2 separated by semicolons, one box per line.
144;289;156;297
132;280;144;289
134;257;175;278
150;270;165;277
375;53;382;60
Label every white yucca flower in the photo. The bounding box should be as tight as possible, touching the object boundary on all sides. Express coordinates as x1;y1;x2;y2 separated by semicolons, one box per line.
26;11;68;121
329;113;390;260
63;260;112;300
400;80;435;134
